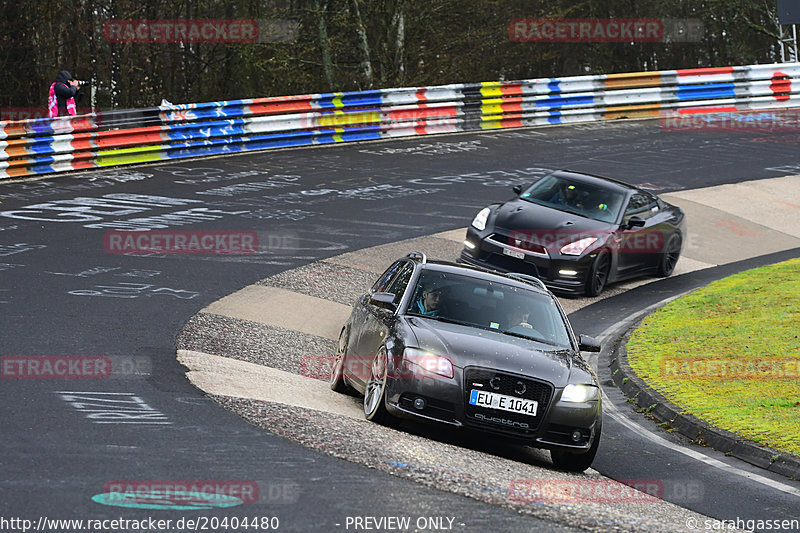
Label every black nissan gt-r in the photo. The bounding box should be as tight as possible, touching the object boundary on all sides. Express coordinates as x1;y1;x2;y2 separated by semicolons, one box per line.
330;252;603;472
460;170;686;296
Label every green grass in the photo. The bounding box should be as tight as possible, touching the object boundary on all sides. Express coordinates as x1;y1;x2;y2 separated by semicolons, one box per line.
627;258;800;457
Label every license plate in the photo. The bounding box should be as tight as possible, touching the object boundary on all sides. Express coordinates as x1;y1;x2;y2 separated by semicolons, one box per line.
469;389;537;416
502;247;525;260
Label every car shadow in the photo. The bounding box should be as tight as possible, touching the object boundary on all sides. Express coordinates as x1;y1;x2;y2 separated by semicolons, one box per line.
388;416;555;470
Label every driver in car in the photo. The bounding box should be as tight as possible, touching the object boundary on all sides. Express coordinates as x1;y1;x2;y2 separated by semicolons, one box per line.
414;281;444;317
550;183;584;209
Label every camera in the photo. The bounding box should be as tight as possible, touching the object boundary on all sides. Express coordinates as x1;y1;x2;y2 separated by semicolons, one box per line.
75;80;88;86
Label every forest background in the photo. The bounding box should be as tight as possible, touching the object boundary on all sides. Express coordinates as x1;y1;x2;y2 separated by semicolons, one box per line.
0;0;789;113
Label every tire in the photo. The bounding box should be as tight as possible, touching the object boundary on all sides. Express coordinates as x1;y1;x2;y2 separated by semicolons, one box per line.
585;250;611;297
330;327;352;393
363;346;391;424
550;425;601;473
656;233;681;277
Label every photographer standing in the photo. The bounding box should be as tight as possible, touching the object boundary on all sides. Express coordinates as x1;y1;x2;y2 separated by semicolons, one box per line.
48;70;82;117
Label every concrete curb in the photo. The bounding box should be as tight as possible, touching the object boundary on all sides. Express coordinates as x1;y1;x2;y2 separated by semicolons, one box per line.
608;319;800;480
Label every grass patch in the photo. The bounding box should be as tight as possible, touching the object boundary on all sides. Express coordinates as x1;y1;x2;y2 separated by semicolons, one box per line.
627;258;800;457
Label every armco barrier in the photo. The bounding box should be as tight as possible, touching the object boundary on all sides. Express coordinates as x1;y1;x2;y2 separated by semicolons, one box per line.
2;62;800;180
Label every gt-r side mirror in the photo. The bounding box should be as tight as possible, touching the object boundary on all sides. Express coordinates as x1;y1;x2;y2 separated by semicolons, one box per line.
369;292;397;311
578;335;601;352
513;184;523;195
623;216;646;229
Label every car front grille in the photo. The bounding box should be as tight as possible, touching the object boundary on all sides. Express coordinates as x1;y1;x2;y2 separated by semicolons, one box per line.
463;367;553;436
487;233;548;256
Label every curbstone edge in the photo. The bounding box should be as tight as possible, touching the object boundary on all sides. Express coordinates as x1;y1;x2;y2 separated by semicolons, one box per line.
608;322;800;480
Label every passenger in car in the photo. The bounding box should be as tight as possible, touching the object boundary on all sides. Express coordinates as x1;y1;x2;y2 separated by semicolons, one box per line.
505;302;533;331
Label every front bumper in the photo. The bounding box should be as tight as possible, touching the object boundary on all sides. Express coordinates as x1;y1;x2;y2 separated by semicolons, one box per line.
460;227;597;296
384;364;601;450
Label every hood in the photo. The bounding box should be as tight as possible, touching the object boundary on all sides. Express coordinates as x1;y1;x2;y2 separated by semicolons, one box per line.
55;70;73;84
493;198;613;238
407;316;575;387
490;198;617;255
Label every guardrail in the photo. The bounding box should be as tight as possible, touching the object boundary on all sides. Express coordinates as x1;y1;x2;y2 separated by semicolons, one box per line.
2;62;800;180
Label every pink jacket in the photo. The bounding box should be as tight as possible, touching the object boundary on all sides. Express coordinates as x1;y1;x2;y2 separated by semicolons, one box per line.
48;82;77;118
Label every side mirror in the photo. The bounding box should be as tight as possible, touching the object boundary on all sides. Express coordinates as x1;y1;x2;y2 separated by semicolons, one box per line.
624;216;646;229
369;292;397;311
513;184;523;195
578;334;601;352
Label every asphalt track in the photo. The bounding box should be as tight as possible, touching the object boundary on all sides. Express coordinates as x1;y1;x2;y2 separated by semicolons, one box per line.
1;119;799;532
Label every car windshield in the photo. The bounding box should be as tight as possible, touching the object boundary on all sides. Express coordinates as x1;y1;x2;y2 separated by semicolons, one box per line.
406;271;573;349
519;174;625;224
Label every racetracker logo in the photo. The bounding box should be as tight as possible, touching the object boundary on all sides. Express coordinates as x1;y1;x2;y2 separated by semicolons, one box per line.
661;357;800;380
660;109;800;132
509;18;703;43
508;228;666;255
1;356;112;379
302;353;453;381
508;479;663;503
510;19;663;42
1;107;96;121
103;20;258;43
104;230;258;255
103;480;259;504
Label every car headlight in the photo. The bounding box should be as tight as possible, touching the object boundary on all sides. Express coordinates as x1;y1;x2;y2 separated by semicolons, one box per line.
404;348;454;379
471;208;492;231
561;384;599;402
560;237;598;256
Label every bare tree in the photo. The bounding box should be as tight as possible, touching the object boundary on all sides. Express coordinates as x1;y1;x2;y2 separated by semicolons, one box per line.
350;0;374;88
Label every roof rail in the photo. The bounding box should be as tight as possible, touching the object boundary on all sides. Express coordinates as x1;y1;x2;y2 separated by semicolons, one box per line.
505;272;547;291
406;251;427;264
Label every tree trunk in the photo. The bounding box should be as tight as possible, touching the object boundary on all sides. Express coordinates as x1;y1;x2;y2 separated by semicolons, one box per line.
314;0;335;89
389;0;406;85
351;0;374;89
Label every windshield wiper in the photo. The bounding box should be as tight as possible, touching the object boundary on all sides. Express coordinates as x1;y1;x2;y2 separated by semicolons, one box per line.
500;330;561;346
408;314;471;327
